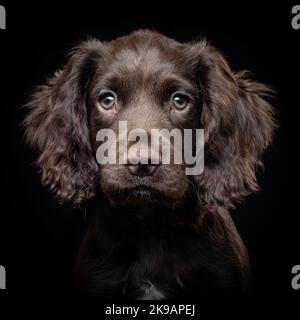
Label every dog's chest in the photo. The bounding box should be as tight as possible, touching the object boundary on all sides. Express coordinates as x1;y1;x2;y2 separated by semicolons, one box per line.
123;252;183;300
136;281;166;300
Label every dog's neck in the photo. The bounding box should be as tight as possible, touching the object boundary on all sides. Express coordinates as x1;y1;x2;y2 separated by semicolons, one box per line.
101;199;207;230
87;193;216;234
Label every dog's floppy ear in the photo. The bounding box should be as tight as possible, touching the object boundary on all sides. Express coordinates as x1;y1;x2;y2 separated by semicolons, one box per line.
186;41;276;207
24;39;104;205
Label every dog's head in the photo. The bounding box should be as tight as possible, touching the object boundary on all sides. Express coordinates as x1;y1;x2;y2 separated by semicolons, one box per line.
24;30;276;208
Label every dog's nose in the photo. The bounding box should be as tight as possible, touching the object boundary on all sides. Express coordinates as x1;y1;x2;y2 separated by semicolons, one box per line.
127;163;160;176
126;145;161;177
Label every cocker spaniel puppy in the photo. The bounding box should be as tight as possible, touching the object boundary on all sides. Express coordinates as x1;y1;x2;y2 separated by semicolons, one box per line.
24;30;275;300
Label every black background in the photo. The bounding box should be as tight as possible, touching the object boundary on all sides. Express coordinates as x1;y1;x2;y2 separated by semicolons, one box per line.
0;0;299;311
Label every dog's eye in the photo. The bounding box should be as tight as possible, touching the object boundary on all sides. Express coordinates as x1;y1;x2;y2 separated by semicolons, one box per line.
98;92;116;110
172;93;190;110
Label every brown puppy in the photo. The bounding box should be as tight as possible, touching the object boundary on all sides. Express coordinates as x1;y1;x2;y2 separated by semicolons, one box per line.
24;30;275;299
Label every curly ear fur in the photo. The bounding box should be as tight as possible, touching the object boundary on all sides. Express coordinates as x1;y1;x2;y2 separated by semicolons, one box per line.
23;39;104;205
189;42;276;207
24;33;276;208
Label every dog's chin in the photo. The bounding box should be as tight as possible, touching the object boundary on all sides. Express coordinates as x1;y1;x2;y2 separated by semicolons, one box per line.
105;186;176;207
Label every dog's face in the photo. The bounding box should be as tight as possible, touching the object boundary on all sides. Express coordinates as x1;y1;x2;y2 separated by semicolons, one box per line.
24;30;275;208
87;34;204;206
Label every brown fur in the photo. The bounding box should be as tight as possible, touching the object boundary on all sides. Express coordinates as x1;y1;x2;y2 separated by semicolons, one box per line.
23;30;276;299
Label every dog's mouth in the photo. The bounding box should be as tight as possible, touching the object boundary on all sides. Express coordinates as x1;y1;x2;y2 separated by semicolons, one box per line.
108;186;167;205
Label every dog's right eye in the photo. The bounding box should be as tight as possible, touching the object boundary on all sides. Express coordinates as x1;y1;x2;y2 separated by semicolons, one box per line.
98;92;116;110
171;93;190;110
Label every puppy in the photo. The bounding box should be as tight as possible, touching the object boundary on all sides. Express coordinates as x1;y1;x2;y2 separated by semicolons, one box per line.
24;30;276;299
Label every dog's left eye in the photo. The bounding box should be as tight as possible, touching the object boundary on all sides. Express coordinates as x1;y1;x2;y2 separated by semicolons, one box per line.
172;93;190;110
98;92;116;110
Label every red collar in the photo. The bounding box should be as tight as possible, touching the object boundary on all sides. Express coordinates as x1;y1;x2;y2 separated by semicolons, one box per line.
201;203;216;220
150;28;164;36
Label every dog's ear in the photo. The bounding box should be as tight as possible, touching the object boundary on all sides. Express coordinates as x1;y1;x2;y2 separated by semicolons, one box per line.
186;41;276;207
24;39;104;205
